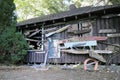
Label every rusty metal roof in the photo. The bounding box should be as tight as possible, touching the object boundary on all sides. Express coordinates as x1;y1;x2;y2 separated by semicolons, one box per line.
17;5;120;28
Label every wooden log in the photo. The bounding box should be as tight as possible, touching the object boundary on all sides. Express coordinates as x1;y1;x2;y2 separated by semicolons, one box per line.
55;25;70;33
28;30;41;37
46;25;71;37
24;29;41;36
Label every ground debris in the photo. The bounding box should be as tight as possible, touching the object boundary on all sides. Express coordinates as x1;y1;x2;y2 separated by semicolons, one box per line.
0;65;119;80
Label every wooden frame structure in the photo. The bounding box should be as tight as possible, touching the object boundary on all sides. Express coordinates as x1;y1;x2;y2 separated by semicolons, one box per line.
17;5;120;64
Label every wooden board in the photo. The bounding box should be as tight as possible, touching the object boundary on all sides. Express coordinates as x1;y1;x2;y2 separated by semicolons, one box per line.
43;27;57;34
27;50;45;53
59;36;107;44
107;33;120;37
60;49;112;54
61;49;89;54
64;41;97;48
67;29;91;35
99;29;116;33
46;25;70;37
26;38;40;42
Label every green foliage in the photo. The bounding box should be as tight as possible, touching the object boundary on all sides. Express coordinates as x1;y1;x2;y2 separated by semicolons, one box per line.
0;0;16;27
108;0;120;4
14;0;120;22
14;0;82;21
0;0;29;64
0;27;29;64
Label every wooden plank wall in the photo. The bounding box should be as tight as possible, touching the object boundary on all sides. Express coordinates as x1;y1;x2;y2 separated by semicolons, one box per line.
93;16;120;64
25;16;120;64
25;51;89;64
93;16;120;49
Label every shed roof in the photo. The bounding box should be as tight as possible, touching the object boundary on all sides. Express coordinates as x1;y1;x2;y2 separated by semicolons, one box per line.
17;5;120;29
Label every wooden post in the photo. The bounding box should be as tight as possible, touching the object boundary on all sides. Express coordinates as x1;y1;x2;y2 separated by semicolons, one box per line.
41;27;44;51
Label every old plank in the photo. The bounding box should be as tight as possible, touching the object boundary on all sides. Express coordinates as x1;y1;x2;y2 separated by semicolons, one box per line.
107;33;120;37
60;49;112;54
99;29;116;33
59;36;107;43
67;28;91;35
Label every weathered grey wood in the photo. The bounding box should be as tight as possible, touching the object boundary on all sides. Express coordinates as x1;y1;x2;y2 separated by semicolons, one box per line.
101;14;119;18
27;50;45;53
99;29;116;33
59;36;107;43
60;49;89;54
45;25;71;37
93;50;112;54
26;38;40;42
43;27;57;33
67;28;91;35
86;62;96;66
107;33;120;37
28;30;41;37
60;49;112;54
18;6;120;64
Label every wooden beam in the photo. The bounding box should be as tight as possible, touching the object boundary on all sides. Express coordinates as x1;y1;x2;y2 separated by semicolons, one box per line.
67;29;91;35
60;49;112;54
45;25;71;37
107;33;120;37
26;38;40;42
43;27;57;34
28;30;41;37
99;29;116;33
59;36;107;43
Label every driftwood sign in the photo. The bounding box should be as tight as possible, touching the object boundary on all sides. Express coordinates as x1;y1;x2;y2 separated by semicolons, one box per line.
99;29;116;33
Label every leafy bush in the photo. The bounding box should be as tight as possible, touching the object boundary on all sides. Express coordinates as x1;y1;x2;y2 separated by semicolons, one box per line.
0;27;29;64
0;0;29;64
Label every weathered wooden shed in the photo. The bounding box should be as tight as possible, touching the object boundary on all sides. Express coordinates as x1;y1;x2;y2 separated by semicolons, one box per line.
17;5;120;64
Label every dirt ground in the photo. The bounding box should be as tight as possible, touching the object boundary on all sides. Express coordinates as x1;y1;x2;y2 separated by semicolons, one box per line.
0;65;120;80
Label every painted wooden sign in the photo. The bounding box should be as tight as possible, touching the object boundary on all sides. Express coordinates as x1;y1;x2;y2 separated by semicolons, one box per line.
99;29;116;33
107;33;120;37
